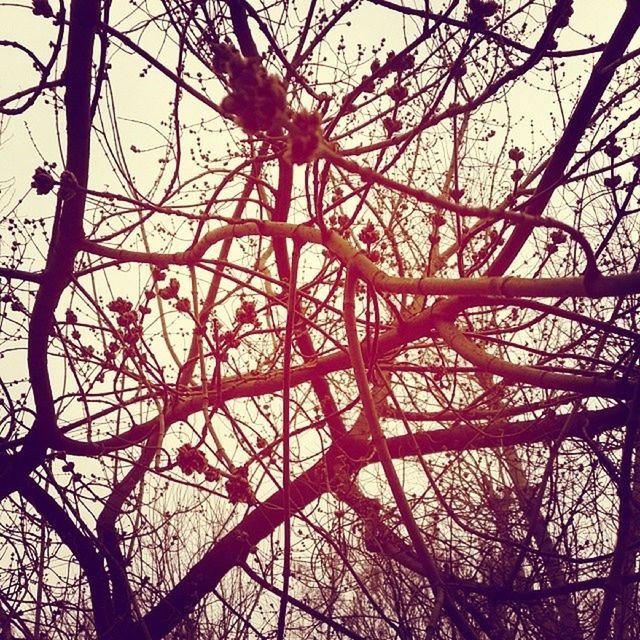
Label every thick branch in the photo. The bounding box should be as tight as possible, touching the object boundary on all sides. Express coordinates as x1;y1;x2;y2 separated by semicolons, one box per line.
21;478;113;636
0;0;100;502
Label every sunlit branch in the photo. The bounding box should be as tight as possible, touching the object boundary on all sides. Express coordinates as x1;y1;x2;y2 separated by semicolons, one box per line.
343;267;479;639
433;300;634;399
81;220;640;299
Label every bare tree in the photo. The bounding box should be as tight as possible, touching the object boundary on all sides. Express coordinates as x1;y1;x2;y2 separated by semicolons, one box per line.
1;0;640;638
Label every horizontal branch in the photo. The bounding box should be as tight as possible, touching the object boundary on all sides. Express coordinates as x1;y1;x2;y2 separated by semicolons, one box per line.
0;266;42;283
384;405;628;457
54;276;636;455
81;220;640;299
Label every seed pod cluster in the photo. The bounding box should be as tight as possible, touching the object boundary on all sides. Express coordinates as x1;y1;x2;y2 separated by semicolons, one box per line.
213;43;287;134
286;110;323;164
467;0;500;30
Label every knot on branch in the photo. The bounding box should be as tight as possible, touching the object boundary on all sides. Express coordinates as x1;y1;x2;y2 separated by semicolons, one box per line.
549;0;573;29
582;262;602;297
431;297;462;322
59;170;79;200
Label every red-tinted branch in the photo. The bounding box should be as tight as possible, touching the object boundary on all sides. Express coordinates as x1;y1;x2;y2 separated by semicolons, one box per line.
130;458;326;638
123;403;627;638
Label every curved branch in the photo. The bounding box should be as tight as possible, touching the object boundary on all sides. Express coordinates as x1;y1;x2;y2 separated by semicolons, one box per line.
81;220;640;300
0;0;101;503
21;478;113;636
432;306;633;399
343;267;479;639
123;402;627;638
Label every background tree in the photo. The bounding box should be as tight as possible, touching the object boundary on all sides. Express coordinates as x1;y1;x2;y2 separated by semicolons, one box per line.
1;0;640;638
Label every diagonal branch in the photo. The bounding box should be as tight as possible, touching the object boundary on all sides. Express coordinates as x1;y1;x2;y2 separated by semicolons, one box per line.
486;1;640;277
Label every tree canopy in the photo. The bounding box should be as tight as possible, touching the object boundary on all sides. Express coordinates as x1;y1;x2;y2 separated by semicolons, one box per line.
1;0;640;638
